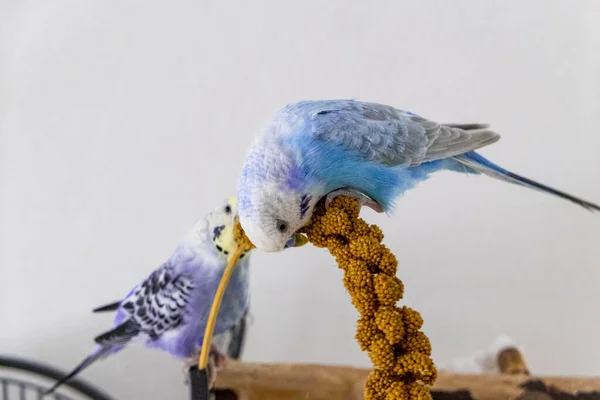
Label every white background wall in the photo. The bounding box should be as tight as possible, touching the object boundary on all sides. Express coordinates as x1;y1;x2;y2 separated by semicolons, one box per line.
2;1;600;399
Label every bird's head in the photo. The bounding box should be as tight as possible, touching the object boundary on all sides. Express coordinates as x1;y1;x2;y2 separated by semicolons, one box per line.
205;196;250;261
237;181;313;252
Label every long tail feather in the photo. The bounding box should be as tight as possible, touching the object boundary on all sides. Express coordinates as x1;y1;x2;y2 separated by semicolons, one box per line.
443;123;491;130
43;346;113;396
92;300;121;313
454;151;600;212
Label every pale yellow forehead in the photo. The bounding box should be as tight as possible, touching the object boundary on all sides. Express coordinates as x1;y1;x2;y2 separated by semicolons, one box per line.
227;196;237;211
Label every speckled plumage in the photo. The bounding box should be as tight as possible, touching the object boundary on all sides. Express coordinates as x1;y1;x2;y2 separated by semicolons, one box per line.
238;99;600;252
45;198;251;395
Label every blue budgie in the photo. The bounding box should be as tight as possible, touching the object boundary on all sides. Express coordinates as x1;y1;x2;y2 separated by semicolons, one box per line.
237;99;599;252
45;197;251;395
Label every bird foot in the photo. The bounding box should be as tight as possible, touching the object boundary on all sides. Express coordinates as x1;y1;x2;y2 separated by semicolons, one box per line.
325;188;384;213
181;344;226;389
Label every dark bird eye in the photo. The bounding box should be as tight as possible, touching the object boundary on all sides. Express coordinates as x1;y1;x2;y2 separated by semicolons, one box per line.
224;205;232;214
276;220;288;233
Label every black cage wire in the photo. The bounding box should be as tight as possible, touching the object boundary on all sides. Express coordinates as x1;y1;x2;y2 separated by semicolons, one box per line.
0;355;114;400
1;312;248;400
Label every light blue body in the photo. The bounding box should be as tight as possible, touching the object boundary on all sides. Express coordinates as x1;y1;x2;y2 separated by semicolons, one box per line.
238;99;599;252
286;130;465;211
240;100;484;212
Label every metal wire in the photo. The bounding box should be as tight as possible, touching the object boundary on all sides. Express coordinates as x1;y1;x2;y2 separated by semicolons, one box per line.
0;356;114;400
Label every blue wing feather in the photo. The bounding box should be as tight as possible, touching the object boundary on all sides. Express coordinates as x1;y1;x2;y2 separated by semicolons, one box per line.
280;99;500;167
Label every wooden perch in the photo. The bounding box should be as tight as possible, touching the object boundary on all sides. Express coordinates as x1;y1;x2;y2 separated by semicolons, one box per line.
214;348;600;400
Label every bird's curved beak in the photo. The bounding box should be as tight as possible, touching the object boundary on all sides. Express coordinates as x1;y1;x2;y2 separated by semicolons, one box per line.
284;233;309;248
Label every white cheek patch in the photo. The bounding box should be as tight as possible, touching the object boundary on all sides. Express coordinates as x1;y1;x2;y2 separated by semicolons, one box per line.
242;182;309;252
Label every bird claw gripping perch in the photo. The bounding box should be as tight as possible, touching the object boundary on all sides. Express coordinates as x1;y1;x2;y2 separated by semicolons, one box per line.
325;187;385;213
301;196;437;400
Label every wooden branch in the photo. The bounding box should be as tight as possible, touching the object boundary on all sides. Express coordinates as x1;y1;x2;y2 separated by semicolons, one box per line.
214;358;600;400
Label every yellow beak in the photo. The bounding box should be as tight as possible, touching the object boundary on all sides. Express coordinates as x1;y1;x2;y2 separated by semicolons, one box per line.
293;233;309;247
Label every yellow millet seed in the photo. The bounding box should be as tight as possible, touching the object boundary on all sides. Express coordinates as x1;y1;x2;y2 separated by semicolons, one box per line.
374;274;404;306
374;306;405;345
349;235;383;265
304;196;436;399
325;235;346;249
356;317;379;351
394;353;437;385
312;237;328;248
318;207;353;236
325;238;352;264
233;218;256;252
368;224;385;243
347;259;373;288
302;219;325;244
335;196;361;218
334;252;353;266
351;290;378;316
378;247;399;276
342;273;357;296
348;218;371;240
386;381;408;400
368;336;397;371
404;383;433;400
400;331;432;356
399;306;424;334
365;369;394;400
